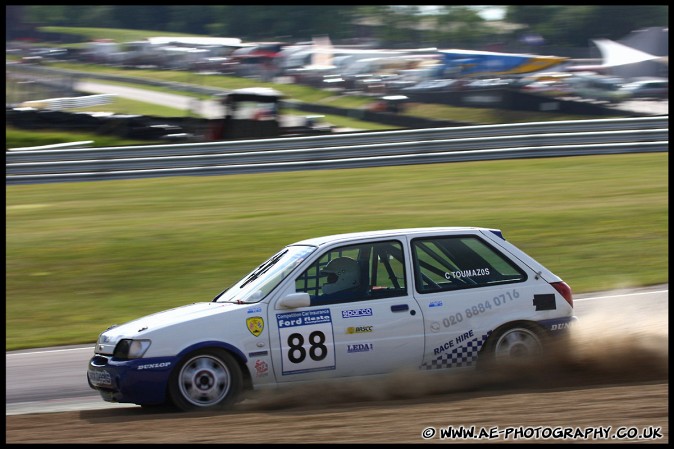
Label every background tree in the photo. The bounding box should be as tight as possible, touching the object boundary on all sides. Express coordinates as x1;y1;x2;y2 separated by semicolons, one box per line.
506;5;668;47
434;6;490;48
16;4;669;50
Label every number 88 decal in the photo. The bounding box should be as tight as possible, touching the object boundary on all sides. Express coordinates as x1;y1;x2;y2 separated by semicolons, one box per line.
287;330;328;363
277;309;336;375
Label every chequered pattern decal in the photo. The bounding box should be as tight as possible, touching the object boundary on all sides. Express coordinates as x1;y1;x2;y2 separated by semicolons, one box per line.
421;331;492;370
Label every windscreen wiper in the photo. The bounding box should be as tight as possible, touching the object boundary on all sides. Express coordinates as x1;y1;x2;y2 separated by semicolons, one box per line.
239;249;288;288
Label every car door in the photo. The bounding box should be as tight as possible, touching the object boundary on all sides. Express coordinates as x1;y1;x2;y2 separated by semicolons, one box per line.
410;233;533;370
267;238;425;382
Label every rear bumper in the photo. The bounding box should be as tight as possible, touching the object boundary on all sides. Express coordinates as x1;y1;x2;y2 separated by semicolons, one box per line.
537;316;578;335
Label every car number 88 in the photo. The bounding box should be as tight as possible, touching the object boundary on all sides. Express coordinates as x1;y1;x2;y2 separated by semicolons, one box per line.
287;331;328;363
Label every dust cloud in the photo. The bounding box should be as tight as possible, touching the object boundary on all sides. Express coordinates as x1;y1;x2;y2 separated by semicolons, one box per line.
240;305;668;412
6;297;668;444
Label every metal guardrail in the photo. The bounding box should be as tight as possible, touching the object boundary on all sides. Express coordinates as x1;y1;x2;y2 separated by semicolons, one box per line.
6;117;668;185
6;130;668;175
7;142;668;185
16;94;116;111
7;141;94;152
6;116;668;163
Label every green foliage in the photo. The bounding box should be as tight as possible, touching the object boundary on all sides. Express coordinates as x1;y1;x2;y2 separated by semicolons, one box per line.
27;6;365;42
507;5;668;47
21;5;668;48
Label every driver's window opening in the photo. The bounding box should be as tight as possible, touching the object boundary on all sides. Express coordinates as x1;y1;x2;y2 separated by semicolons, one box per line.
295;241;407;306
295;249;347;297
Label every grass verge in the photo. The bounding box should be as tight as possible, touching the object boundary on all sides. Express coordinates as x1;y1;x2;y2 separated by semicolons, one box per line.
6;152;668;350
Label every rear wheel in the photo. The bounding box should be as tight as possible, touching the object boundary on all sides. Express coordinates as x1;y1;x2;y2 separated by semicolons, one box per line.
168;348;243;412
479;323;545;367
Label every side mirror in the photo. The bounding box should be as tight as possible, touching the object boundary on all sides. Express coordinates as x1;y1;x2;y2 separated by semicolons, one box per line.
276;292;311;309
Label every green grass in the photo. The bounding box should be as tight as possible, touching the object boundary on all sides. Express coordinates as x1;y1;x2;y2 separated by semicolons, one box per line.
42;26;199;48
6;152;668;350
5;126;162;150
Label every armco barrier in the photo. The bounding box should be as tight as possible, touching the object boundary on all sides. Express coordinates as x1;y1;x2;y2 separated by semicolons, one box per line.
6;117;668;185
402;88;637;116
7;116;668;163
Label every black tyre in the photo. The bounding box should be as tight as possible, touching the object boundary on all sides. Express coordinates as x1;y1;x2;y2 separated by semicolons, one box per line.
479;323;545;367
168;348;243;412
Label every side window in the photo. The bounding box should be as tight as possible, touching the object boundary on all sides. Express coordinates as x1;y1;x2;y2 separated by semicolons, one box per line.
412;235;526;293
295;240;407;306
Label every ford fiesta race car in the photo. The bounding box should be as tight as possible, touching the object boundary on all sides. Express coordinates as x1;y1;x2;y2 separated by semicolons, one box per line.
88;227;576;411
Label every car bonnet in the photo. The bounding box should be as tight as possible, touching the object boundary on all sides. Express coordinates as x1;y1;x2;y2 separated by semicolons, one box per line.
95;301;242;354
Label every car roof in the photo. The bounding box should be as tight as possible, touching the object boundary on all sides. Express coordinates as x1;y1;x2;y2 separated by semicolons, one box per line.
289;227;499;247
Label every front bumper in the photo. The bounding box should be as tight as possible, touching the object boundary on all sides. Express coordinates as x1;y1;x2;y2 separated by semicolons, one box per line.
87;354;178;406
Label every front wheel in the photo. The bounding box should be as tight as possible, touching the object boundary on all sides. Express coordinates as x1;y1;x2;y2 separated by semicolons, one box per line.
168;348;243;412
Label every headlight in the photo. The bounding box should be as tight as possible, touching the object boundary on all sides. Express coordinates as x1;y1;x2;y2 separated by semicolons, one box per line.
113;339;151;359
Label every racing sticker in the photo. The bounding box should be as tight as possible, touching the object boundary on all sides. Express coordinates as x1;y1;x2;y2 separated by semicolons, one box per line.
342;307;372;318
276;308;336;375
421;330;491;370
254;359;269;377
346;325;373;334
247;316;264;337
347;343;373;353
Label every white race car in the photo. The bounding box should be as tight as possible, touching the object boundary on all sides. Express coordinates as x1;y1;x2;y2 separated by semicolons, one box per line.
88;227;576;411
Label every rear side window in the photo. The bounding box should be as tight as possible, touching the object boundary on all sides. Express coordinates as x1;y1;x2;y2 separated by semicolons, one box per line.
412;235;526;293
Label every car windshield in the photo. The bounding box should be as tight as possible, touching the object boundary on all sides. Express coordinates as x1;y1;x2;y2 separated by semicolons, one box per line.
214;244;316;304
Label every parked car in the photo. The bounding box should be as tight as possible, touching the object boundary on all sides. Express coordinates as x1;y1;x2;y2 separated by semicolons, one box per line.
618;79;668;100
88;227;576;412
520;80;575;98
568;74;631;104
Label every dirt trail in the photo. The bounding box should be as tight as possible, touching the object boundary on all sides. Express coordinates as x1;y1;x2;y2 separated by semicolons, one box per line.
6;297;668;443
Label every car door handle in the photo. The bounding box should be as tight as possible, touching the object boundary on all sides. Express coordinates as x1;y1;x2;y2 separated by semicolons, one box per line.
391;304;409;312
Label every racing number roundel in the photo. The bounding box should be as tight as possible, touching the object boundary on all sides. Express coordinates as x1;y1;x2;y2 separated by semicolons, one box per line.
276;309;336;375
